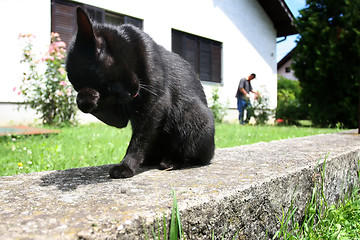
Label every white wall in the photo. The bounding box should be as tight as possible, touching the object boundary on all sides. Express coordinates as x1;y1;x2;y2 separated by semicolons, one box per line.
0;0;51;103
78;0;278;115
0;0;277;125
209;0;277;122
0;0;51;125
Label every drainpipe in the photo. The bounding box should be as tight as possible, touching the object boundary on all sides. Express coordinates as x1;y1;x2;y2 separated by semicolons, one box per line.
276;36;287;43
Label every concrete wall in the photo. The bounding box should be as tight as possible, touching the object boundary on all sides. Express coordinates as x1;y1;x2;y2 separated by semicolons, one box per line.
0;0;277;125
1;130;359;239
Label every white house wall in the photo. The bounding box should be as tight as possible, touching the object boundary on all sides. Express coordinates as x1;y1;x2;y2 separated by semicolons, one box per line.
0;0;277;125
278;59;298;81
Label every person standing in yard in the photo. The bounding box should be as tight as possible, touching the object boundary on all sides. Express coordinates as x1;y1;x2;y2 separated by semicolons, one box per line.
235;73;260;124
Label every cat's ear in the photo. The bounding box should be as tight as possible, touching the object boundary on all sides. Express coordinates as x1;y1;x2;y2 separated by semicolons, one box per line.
76;7;95;43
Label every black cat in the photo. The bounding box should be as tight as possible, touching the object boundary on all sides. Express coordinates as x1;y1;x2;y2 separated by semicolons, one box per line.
66;8;215;178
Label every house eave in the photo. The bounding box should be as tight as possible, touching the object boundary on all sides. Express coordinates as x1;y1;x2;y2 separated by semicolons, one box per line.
277;47;296;69
257;0;298;37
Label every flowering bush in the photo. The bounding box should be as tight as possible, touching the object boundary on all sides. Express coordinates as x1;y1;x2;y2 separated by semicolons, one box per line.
247;94;272;125
18;33;77;126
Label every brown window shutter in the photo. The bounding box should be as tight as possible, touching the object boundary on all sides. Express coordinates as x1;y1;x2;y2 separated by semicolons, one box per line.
51;0;144;46
211;42;222;83
185;35;199;73
51;0;77;45
172;29;183;56
124;16;143;29
105;12;124;26
86;6;105;23
171;29;222;83
199;38;211;82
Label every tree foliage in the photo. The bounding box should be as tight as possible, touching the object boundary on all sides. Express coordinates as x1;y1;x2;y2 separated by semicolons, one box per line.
293;0;360;128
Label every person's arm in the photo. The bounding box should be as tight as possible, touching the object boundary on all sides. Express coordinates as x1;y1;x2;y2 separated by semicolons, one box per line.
240;88;250;98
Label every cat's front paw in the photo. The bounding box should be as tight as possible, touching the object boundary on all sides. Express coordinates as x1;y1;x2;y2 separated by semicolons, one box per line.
109;163;136;178
76;88;100;113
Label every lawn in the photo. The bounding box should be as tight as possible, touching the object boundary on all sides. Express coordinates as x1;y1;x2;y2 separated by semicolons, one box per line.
0;123;341;176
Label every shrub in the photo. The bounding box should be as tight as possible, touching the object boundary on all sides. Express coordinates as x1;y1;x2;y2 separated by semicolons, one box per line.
276;76;307;125
18;33;77;126
209;87;227;123
247;94;272;125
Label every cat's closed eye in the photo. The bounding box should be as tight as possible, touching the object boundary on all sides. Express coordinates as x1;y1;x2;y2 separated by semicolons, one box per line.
95;38;114;67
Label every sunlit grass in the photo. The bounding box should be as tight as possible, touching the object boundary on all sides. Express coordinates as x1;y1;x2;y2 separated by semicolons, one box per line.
214;123;340;148
0;123;131;176
0;123;340;176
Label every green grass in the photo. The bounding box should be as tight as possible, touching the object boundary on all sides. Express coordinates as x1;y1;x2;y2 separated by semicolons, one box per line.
274;159;360;239
0;123;131;176
214;124;340;148
0;123;340;176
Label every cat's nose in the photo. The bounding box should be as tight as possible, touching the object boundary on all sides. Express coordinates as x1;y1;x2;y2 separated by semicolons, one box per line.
76;88;100;113
76;97;97;113
110;84;132;102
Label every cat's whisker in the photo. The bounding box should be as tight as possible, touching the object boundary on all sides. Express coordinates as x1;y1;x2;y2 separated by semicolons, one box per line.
139;83;160;97
163;167;174;171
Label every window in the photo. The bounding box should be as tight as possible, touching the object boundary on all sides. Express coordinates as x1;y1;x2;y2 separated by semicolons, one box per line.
285;67;291;73
105;12;124;26
51;0;143;45
172;29;222;83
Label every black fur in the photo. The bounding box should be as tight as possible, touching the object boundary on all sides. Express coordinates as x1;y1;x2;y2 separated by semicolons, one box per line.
66;8;215;178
